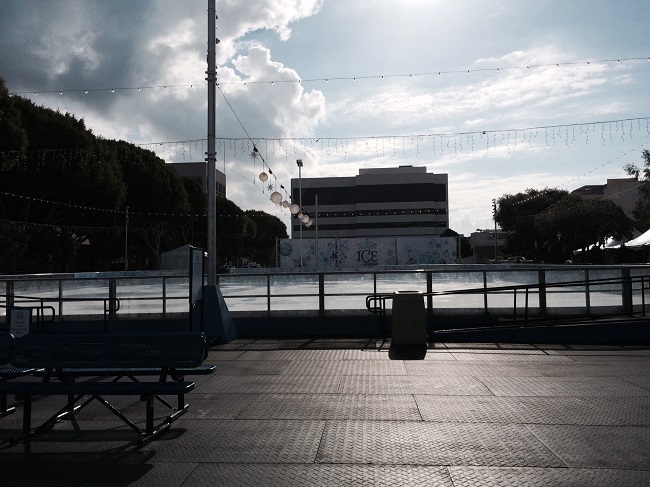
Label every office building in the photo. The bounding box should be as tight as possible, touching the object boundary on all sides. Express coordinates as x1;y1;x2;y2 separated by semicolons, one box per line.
290;166;448;239
168;162;226;198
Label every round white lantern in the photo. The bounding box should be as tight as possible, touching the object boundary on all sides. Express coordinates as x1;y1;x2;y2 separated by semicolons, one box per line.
290;203;300;214
270;191;282;204
258;172;268;182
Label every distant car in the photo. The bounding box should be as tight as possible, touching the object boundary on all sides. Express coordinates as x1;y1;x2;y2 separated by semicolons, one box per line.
506;256;532;263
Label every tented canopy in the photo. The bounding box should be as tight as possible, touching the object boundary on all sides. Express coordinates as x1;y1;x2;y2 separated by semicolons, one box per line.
621;228;650;248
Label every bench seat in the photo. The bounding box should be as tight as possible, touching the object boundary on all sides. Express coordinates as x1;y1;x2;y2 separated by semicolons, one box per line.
2;332;210;452
35;364;216;379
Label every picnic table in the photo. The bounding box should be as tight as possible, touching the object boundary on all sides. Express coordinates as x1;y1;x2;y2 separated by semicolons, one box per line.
0;332;214;452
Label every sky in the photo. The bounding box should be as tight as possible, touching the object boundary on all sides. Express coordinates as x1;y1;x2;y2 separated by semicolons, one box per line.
1;0;649;236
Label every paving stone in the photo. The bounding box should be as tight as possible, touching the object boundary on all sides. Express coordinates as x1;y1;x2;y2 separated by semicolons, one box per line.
480;376;650;396
527;424;650;469
450;352;574;362
448;466;650;486
1;341;648;486
183;464;454;487
338;375;491;395
211;359;290;375
184;393;256;420
238;393;422;421
316;421;564;467
142;419;326;464
281;359;409;376
197;371;342;394
404;362;544;377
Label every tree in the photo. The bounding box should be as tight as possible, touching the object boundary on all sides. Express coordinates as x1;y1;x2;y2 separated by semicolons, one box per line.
0;85;289;272
0;77;27;169
624;149;650;231
0;86;126;272
535;195;633;262
495;188;568;258
245;210;289;266
495;188;633;263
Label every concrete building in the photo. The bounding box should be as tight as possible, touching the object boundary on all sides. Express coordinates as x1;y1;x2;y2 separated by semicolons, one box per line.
572;177;641;220
290;166;448;239
470;229;508;261
168;162;227;198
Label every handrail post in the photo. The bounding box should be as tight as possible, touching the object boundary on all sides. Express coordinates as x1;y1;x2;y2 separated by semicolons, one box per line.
266;275;271;313
426;271;433;319
513;288;517;325
538;269;547;317
162;277;167;319
584;269;591;316
622;268;633;316
483;270;488;314
319;273;325;317
108;278;117;321
642;276;647;317
6;280;14;308
58;280;63;322
524;287;529;327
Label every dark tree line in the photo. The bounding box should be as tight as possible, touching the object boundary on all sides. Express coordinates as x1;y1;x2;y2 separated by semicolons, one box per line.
495;188;635;263
0;77;287;273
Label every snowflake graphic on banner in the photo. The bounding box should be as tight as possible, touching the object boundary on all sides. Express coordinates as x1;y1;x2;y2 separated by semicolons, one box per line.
358;239;376;251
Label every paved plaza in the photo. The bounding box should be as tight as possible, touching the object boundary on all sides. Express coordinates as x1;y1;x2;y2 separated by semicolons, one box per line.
1;339;649;486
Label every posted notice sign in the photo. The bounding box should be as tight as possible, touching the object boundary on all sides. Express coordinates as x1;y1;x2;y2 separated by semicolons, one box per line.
9;308;32;337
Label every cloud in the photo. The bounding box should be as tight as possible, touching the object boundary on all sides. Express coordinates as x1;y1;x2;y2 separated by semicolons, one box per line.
325;46;620;135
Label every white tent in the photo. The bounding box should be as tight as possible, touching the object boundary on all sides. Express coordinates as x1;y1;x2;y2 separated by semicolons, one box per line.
621;228;650;249
573;236;626;255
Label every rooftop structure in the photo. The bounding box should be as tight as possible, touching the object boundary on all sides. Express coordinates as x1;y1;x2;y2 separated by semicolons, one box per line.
291;166;448;239
168;161;227;198
572;177;641;220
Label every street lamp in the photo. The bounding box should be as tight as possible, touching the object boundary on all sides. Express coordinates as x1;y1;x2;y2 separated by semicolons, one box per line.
296;159;303;268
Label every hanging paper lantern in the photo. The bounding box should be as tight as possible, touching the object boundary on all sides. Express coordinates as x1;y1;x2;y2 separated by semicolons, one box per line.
300;214;310;223
258;172;268;182
290;204;300;214
282;200;290;208
297;212;304;220
270;191;282;204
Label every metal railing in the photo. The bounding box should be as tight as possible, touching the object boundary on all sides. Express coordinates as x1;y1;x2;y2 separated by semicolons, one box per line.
0;265;649;323
367;274;650;331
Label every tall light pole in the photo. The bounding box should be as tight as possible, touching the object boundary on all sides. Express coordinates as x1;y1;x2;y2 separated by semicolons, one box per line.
206;0;218;285
296;159;303;268
492;199;498;261
124;206;129;271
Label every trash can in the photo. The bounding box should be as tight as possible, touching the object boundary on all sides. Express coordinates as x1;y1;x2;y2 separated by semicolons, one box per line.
391;291;427;345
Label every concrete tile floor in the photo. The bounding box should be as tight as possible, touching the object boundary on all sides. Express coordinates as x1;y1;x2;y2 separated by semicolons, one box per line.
0;339;649;486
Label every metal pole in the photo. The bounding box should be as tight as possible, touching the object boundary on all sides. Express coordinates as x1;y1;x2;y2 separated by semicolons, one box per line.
297;159;303;268
492;199;497;261
206;0;217;285
124;206;129;271
315;194;318;269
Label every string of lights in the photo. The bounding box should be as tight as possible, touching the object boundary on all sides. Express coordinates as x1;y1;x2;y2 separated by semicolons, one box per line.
216;84;296;213
0;189;207;218
12;56;650;96
132;116;650;150
560;145;646;188
0;217;282;239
